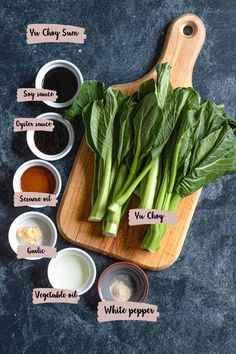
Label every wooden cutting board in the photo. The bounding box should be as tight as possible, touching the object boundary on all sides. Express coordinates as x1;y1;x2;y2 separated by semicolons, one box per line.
57;13;206;270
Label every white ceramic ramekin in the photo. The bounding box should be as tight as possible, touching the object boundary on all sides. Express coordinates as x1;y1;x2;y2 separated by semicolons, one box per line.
13;159;62;208
8;211;57;260
26;113;74;161
48;248;97;296
35;59;83;108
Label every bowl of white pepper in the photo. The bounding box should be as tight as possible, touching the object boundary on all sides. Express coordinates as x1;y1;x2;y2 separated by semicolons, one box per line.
98;262;149;302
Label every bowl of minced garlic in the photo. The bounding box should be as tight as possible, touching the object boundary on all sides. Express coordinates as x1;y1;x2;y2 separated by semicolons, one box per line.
17;226;43;245
8;211;57;260
98;262;149;302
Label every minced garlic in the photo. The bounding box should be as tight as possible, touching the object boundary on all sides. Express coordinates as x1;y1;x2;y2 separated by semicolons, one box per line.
16;226;43;245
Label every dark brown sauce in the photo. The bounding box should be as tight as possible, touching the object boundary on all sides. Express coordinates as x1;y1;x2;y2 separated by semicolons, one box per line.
34;120;69;155
43;67;78;103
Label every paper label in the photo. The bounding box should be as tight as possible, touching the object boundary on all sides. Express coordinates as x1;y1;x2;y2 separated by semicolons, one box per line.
17;88;57;102
128;209;177;225
32;288;79;304
14;193;57;207
97;301;159;322
27;24;86;44
13;118;54;132
17;245;57;259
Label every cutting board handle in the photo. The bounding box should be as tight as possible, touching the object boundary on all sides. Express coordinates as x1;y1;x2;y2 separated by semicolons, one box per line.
114;13;205;93
159;13;206;87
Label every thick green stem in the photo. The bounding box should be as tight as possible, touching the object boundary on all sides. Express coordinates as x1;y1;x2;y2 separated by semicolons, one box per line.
169;193;182;211
141;145;180;251
139;157;160;209
141;143;180;248
112;164;128;198
97;157;103;192
154;156;169;210
108;160;154;212
162;192;172;211
139;175;147;200
167;142;180;193
121;198;130;218
133;188;140;198
141;225;163;252
91;155;99;207
103;197;131;236
141;193;181;252
108;160;117;195
103;207;122;236
103;164;129;236
88;153;112;221
140;157;170;251
154;155;162;198
118;140;141;196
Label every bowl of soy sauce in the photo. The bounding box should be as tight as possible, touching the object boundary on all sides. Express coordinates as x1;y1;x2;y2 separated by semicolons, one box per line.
35;59;83;108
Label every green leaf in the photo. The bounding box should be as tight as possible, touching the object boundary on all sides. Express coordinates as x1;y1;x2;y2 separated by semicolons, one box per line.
175;109;199;168
155;63;172;109
151;87;195;160
224;113;236;129
82;102;99;154
138;78;156;100
89;88;119;160
64;80;105;120
177;124;236;196
188;128;223;171
194;101;225;142
132;92;161;160
113;88;128;106
116;99;137;164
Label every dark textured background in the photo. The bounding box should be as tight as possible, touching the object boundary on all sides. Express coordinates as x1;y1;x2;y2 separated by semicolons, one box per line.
0;1;235;353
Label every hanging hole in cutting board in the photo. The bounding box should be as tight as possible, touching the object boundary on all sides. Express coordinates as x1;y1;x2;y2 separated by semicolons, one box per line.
183;25;193;36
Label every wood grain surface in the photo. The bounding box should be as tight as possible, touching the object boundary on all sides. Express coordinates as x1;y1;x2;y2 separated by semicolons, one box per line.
57;13;205;270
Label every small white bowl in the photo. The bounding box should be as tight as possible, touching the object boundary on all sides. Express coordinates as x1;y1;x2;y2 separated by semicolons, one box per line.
48;248;96;296
13;159;62;208
26;113;74;161
35;59;83;108
8;211;57;260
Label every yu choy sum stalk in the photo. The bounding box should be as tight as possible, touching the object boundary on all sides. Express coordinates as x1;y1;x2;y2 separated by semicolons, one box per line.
65;63;236;252
141;101;236;251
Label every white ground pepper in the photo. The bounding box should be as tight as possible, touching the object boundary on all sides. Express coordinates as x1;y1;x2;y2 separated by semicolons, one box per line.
110;279;132;302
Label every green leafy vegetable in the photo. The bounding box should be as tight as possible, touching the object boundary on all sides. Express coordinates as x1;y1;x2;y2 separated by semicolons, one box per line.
141;101;236;252
64;63;236;252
